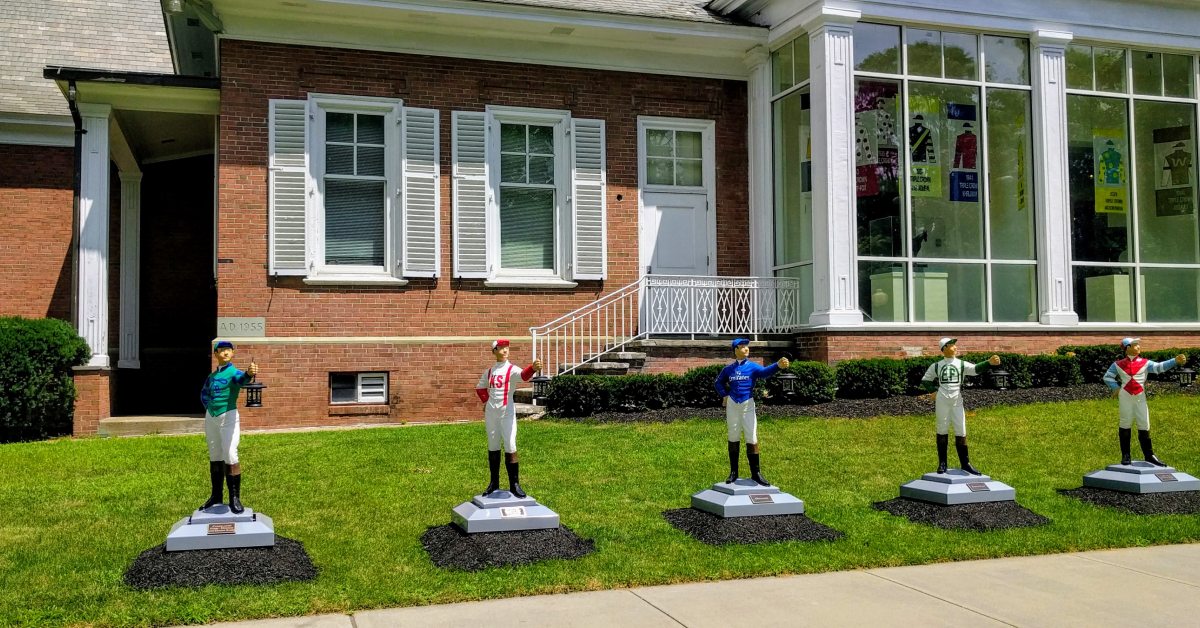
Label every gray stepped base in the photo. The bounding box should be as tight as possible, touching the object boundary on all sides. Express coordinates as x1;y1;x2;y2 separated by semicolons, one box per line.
559;361;628;375
452;491;560;533
900;469;1015;505
1083;461;1200;493
166;505;275;551
691;478;805;518
99;415;205;437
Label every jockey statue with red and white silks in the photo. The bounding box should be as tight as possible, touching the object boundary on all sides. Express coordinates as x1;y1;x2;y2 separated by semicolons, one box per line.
1102;337;1188;467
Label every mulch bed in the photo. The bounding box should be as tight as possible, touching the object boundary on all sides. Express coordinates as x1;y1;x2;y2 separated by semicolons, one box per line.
422;524;594;571
124;536;317;589
662;508;843;546
1058;487;1200;515
873;498;1050;531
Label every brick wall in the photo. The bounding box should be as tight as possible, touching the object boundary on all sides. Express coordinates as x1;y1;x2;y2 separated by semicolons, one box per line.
0;144;73;320
72;366;112;436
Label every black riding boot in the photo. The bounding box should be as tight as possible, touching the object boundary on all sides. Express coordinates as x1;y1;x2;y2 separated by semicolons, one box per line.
955;436;981;475
226;471;243;514
483;449;501;496
201;460;224;510
936;434;949;474
725;441;740;483
1138;430;1165;466
748;445;769;486
506;460;526;498
1119;427;1132;465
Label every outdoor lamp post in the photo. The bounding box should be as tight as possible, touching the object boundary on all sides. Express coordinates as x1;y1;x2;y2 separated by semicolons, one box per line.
988;367;1010;391
774;370;799;401
1177;366;1195;388
244;381;267;407
531;374;552;404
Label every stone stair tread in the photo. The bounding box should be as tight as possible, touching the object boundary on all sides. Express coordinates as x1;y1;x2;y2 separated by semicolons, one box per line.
99;415;206;437
583;352;647;360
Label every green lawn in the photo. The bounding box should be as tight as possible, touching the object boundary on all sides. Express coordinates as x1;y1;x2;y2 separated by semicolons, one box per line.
2;396;1199;627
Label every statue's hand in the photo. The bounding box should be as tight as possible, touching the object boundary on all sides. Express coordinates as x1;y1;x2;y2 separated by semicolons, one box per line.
778;357;790;369
247;362;259;377
533;359;544;372
989;354;1001;366
1176;354;1188;366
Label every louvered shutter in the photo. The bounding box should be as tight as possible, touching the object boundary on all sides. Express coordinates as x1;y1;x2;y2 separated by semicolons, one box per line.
452;111;490;278
268;99;308;275
402;107;440;277
570;118;606;280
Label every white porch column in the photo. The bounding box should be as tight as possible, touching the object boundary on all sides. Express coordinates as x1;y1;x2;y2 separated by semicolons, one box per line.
1031;30;1079;325
807;8;863;326
744;45;774;277
118;171;142;368
77;104;112;367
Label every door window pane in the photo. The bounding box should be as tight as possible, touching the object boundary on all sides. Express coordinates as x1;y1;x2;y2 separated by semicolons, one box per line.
645;129;704;187
1074;266;1134;322
984;36;1030;85
992;264;1038;322
1068;95;1131;263
1134;100;1198;264
855;23;901;74
860;261;907;322
987;89;1036;259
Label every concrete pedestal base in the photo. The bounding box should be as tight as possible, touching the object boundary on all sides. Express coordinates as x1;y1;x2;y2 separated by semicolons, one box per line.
691;478;805;518
452;491;560;533
1083;462;1200;494
166;505;275;552
900;469;1015;505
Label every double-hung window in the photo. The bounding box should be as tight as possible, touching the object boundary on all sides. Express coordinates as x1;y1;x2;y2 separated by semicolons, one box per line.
495;110;567;279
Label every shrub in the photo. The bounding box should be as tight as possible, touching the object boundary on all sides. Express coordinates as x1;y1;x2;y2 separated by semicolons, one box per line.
762;361;836;405
835;358;906;399
902;356;940;395
960;351;1033;389
1058;344;1123;383
0;316;90;442
679;365;724;408
1028;354;1083;387
608;373;680;411
544;375;611;417
1141;348;1200;383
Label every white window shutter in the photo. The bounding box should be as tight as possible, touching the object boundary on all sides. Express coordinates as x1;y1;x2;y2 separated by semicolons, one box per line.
571;118;606;280
268;99;308;275
452;111;490;278
402;107;440;277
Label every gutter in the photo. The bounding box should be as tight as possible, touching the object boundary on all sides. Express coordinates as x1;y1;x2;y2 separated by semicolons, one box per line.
67;80;85;329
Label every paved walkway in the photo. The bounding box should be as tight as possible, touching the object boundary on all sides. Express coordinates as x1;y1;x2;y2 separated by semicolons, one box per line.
196;543;1200;627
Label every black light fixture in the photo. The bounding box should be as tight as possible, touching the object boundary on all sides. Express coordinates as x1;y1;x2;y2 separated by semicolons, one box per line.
774;370;799;400
244;381;267;407
1177;366;1195;388
531;374;552;404
988;367;1010;391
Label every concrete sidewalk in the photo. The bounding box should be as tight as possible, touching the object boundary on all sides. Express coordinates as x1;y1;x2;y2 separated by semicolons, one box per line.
196;543;1200;627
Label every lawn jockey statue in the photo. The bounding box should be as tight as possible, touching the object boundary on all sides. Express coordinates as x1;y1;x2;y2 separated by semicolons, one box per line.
1102;338;1187;466
715;338;790;486
475;339;543;498
921;338;1000;475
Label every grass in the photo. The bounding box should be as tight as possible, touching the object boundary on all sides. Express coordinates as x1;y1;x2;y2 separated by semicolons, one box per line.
1;395;1199;627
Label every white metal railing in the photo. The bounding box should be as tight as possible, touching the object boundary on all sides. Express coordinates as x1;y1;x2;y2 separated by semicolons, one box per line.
531;274;803;376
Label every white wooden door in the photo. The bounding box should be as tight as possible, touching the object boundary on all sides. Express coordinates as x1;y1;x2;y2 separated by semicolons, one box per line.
643;191;710;275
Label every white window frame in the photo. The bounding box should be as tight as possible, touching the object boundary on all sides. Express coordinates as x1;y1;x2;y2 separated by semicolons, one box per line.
485;105;575;286
330;372;389;404
306;94;406;285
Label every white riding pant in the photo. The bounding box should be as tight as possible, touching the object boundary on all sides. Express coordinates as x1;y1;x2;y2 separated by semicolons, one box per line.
205;409;240;464
935;393;967;437
726;398;758;444
485;403;518;453
1117;390;1151;430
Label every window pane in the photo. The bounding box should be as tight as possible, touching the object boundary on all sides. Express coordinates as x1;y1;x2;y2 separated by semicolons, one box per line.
984;36;1030;85
330;373;356;403
987;89;1036;260
1094;47;1127;93
854;23;901;74
1163;54;1194;98
907;28;941;78
327;113;354;143
676;131;702;159
647;129;673;157
1066;44;1093;90
676;159;702;186
647;158;674;185
500;187;555;269
357;114;385;144
325;179;385;266
326;144;354;175
772;40;794;93
855;79;904;256
794;35;810;84
773;89;813;267
501;124;525;153
992;264;1038;322
775;264;814;324
1132;51;1163;96
1068;95;1131;262
913;262;985;322
1074;266;1134;322
1134;100;1198;263
500;153;526;183
943;32;978;80
908;82;984;259
528;125;554;155
528;155;555;185
357;146;385;177
1142;268;1200;322
861;261;907;322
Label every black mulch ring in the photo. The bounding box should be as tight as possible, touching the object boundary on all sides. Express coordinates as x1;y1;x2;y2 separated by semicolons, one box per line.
422;524;595;571
123;536;318;589
873;497;1050;531
662;508;843;546
1058;486;1200;515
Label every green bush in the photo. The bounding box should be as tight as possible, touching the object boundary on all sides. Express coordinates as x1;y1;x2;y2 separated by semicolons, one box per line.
1140;348;1199;383
902;356;940;395
544;375;611;417
835;358;906;399
678;365;724;408
960;351;1033;389
608;373;680;411
1057;344;1123;383
762;361;836;405
0;316;90;442
1028;354;1084;387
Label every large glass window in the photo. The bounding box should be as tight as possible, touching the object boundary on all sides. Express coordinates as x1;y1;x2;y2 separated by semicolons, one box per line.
1067;46;1200;322
500;123;556;270
772;35;814;322
853;23;1036;323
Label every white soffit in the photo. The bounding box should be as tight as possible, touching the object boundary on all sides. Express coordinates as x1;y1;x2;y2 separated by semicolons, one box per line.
210;0;766;79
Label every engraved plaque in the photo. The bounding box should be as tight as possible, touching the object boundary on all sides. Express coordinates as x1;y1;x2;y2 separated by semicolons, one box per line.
966;482;990;492
749;494;774;504
499;506;527;518
207;523;236;535
1156;473;1178;482
216;317;266;337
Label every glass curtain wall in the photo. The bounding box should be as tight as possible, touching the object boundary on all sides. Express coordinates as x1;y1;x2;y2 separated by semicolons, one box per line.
771;37;814;321
853;24;1037;322
1066;45;1200;322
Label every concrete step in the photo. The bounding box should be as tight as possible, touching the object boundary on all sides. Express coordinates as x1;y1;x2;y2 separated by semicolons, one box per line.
99;415;206;437
559;361;629;375
583;352;647;368
514;402;545;418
